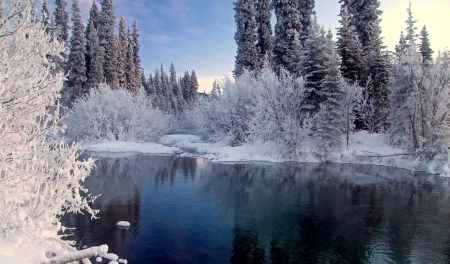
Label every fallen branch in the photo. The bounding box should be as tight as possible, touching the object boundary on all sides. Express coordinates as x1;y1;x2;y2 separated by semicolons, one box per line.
40;245;108;264
355;151;413;158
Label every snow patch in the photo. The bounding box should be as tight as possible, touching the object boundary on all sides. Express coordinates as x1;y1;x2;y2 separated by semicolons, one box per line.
116;221;130;227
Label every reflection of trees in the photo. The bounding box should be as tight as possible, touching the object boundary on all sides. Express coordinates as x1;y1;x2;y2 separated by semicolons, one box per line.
198;162;450;263
61;154;200;256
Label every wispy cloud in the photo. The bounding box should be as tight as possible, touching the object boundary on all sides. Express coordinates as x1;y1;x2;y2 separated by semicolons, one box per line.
146;33;172;44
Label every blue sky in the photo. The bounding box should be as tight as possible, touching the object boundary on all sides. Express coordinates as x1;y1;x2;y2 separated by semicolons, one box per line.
49;0;450;93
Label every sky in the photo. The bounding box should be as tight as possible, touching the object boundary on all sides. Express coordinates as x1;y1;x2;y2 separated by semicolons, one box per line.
49;0;450;93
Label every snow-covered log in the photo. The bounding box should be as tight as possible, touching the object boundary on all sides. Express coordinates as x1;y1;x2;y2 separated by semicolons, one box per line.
41;245;108;264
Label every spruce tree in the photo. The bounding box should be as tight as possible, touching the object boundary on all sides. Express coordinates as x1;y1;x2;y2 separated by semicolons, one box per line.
41;0;50;32
98;0;119;89
314;31;345;161
272;0;302;76
298;0;315;47
419;25;433;64
154;69;163;108
404;2;418;47
395;31;407;59
118;16;128;87
85;19;104;91
132;18;142;87
125;27;138;94
190;70;199;102
255;0;273;65
337;4;363;83
182;71;191;103
170;63;185;112
68;0;87;101
161;65;175;112
85;0;100;81
300;16;327;115
53;0;69;43
233;0;259;76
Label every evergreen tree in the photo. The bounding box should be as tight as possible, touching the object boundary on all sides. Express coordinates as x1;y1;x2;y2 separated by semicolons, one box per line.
154;69;163;108
272;0;302;76
85;19;104;91
337;4;363;83
190;70;199;102
98;0;119;89
419;25;433;64
314;32;345;161
41;0;50;32
125;27;138;94
118;16;128;87
300;16;327;115
161;65;175;112
88;0;99;30
85;0;100;81
67;0;87;101
404;2;418;47
298;0;315;47
53;0;69;43
395;31;407;59
255;0;273;65
170;63;185;112
132;18;142;87
233;0;259;76
141;70;149;91
348;0;382;49
182;71;191;103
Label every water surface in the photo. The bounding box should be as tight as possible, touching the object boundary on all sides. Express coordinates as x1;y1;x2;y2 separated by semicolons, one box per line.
61;155;450;263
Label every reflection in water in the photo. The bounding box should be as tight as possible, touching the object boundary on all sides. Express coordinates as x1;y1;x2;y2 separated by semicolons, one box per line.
61;155;450;263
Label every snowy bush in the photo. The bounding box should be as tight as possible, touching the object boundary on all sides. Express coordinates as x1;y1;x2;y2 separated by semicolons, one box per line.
0;0;96;261
66;83;171;142
200;66;312;157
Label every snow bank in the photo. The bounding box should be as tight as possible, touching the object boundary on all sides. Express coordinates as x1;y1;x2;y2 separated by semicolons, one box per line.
83;132;450;176
83;141;179;156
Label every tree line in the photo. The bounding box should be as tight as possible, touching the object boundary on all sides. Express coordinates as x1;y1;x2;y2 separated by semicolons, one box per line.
224;0;449;161
43;0;199;113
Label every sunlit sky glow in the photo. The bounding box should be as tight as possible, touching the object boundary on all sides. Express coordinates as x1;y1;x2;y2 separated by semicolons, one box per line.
49;0;450;93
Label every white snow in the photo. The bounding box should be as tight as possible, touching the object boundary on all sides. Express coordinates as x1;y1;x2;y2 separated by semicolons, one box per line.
96;257;103;262
83;141;179;156
118;259;128;264
116;221;130;227
104;253;119;261
83;132;450;176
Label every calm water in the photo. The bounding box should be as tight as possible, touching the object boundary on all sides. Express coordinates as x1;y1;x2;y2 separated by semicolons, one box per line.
61;154;450;264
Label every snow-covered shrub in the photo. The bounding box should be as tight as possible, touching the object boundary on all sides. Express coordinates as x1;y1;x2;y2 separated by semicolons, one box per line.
342;80;363;147
0;0;96;260
388;46;450;160
66;83;171;142
201;73;258;146
200;66;312;157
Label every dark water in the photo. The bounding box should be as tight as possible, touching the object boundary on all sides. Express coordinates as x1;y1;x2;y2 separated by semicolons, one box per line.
61;154;450;264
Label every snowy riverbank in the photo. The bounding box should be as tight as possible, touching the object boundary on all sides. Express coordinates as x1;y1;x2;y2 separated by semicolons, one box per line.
83;131;450;176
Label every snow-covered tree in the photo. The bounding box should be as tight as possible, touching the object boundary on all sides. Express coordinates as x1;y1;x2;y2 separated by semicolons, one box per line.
98;0;119;89
53;0;69;43
85;19;104;91
300;16;327;115
41;0;50;31
126;26;139;94
395;31;407;59
233;0;259;76
181;70;191;103
67;0;87;101
255;0;273;65
404;2;418;47
0;1;96;260
117;16;128;87
170;63;185;113
298;0;315;47
272;0;302;76
132;18;142;87
342;81;363;147
388;47;450;160
419;25;433;64
210;80;220;100
337;4;363;83
190;70;199;102
313;33;345;161
84;0;100;84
